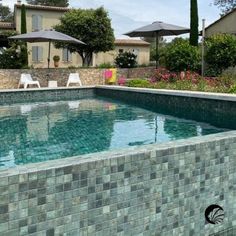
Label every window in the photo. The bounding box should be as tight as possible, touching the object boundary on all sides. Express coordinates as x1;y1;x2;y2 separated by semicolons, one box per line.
32;46;43;62
32;15;42;31
133;49;139;56
62;48;72;62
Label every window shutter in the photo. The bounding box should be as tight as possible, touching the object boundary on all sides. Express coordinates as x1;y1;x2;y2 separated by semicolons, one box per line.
38;47;43;61
32;46;37;62
62;48;67;61
62;48;72;62
32;15;37;31
37;15;42;31
68;50;72;61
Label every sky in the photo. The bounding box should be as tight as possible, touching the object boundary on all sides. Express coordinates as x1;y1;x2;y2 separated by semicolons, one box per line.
2;0;221;38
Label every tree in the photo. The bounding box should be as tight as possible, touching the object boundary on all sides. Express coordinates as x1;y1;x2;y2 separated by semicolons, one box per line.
26;0;69;7
214;0;236;14
0;4;13;22
164;38;200;72
54;7;115;66
21;4;28;66
190;0;199;46
205;34;236;75
0;32;27;69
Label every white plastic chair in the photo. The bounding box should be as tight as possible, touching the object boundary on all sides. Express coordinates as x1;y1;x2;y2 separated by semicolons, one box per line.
66;73;82;87
18;74;41;89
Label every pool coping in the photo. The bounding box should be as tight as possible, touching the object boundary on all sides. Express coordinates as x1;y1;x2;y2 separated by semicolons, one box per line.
96;85;236;102
1;130;236;177
0;86;95;93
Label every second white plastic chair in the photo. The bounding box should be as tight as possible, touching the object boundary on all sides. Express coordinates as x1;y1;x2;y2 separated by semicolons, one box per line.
66;73;82;87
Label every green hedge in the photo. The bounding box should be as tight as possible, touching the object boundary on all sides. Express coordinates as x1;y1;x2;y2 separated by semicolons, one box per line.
164;38;200;72
205;34;236;76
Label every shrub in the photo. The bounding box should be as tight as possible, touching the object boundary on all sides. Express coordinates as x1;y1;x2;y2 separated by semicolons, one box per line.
115;51;137;68
0;44;26;69
222;66;236;78
53;55;60;62
126;79;151;88
164;38;200;72
205;34;236;76
151;68;178;83
98;62;113;68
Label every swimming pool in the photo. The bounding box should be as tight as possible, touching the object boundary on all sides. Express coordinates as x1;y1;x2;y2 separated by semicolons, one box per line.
1;86;236;236
0;96;228;168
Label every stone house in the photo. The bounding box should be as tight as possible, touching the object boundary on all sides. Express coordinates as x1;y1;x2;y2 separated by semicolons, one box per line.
0;1;150;68
205;8;236;37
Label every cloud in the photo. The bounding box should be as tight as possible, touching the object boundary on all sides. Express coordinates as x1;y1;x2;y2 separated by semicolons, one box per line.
3;0;221;38
72;0;221;38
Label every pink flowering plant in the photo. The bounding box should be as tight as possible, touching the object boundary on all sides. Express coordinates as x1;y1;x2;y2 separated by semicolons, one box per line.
151;67;178;83
118;76;126;86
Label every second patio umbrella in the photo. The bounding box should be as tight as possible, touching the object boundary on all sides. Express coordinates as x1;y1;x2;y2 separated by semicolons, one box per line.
124;21;190;68
9;29;85;68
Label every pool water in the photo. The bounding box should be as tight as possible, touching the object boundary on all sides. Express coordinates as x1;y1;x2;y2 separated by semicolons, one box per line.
0;97;228;168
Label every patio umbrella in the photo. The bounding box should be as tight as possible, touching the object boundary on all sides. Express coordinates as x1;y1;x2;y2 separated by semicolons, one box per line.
9;29;85;68
124;21;190;68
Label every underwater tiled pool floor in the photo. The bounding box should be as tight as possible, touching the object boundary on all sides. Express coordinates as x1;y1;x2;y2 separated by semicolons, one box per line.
0;96;228;168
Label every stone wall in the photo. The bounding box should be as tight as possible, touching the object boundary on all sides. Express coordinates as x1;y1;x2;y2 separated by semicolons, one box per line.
117;67;155;79
1;131;236;236
0;69;105;90
0;67;155;90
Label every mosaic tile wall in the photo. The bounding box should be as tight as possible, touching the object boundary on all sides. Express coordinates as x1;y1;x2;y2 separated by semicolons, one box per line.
1;131;236;236
96;88;236;130
0;87;95;105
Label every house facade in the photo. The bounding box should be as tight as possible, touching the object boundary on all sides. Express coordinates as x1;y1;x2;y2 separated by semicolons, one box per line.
1;2;150;68
94;39;150;66
205;8;236;37
14;3;83;68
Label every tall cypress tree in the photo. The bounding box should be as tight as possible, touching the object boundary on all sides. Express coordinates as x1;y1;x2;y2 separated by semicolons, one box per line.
21;4;26;34
190;0;199;46
21;4;28;66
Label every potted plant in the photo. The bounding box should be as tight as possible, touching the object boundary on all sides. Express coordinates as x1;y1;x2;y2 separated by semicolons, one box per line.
53;55;60;68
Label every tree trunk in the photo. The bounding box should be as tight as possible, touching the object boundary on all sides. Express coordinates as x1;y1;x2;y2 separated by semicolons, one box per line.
78;51;93;67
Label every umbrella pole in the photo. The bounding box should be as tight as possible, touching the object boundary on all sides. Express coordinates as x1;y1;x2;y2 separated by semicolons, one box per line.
155;32;159;69
48;40;51;69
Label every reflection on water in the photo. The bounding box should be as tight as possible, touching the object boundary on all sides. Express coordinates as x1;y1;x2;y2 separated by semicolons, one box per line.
0;98;228;168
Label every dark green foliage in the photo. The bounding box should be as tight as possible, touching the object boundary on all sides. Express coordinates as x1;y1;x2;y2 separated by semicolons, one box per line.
20;4;28;67
0;42;27;69
205;34;236;76
26;0;69;7
98;62;113;68
164;38;200;72
0;4;13;22
54;7;115;66
115;52;137;68
53;55;60;62
0;30;16;48
190;0;199;46
21;5;27;34
214;0;236;14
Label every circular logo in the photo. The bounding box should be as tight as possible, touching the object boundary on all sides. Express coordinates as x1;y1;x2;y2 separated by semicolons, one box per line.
205;205;224;224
